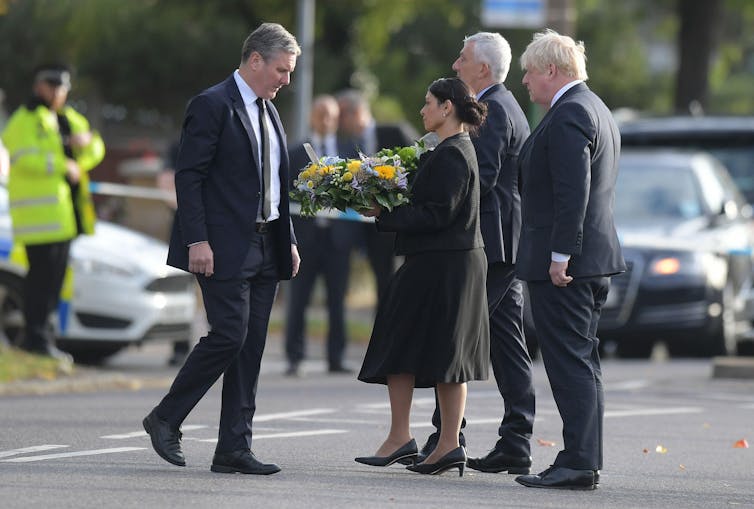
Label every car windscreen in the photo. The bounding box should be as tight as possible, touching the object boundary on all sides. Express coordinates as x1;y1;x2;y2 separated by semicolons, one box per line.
621;132;754;205
615;161;703;226
702;147;754;205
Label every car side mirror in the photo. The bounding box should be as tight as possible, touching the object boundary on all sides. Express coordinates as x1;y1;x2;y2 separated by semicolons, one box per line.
722;200;738;219
708;200;738;227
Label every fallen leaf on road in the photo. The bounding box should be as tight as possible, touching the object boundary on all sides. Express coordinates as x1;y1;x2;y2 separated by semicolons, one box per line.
642;448;649;454
679;464;686;470
655;445;668;454
537;438;556;447
733;439;749;448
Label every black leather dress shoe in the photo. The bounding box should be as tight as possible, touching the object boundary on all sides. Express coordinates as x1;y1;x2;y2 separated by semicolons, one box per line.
406;446;467;477
142;409;185;467
211;450;281;475
328;364;354;374
515;466;596;490
594;470;600;485
285;363;301;377
355;439;418;467
467;448;532;474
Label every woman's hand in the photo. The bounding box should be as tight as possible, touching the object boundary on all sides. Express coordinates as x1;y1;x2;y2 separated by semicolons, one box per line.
360;203;382;217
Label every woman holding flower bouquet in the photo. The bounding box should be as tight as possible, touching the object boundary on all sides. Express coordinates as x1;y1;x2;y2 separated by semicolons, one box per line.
354;77;489;477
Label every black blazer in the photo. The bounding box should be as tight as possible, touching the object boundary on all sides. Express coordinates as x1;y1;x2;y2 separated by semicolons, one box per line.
167;74;296;280
376;132;484;256
474;83;530;264
516;82;625;281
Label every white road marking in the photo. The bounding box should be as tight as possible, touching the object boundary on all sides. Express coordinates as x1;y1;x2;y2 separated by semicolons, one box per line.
288;417;376;425
605;407;703;418
607;380;651;391
2;447;146;463
197;429;347;443
101;425;208;439
0;445;69;459
254;409;335;422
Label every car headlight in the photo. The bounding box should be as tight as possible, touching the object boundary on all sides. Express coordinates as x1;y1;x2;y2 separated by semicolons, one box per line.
648;252;726;288
71;257;138;278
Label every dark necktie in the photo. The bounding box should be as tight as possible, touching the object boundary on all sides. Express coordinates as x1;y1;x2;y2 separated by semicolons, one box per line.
256;97;272;220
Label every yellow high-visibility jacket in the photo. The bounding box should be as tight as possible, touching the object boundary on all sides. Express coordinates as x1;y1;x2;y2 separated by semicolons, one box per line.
1;104;104;245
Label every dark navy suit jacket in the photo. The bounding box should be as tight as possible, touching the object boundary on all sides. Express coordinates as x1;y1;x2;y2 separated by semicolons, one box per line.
167;74;296;280
474;83;530;265
516;82;626;281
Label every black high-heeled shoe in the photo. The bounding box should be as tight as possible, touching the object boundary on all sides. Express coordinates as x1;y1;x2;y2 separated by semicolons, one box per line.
406;446;466;476
355;439;418;467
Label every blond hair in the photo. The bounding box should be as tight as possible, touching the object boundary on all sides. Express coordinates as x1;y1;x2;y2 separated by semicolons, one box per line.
520;29;588;80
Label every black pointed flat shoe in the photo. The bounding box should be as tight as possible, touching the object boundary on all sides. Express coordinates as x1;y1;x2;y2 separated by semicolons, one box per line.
406;446;466;476
355;439;418;467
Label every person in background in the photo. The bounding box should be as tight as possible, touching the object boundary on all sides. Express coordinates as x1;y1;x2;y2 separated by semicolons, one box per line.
156;139;192;367
336;89;418;304
142;23;301;475
1;64;104;364
514;29;625;490
285;94;359;376
354;77;489;477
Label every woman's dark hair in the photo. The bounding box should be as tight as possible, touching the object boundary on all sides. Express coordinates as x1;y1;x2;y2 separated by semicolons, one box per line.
428;77;487;135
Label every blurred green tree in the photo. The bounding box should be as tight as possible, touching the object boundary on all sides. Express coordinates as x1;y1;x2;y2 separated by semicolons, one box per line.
1;0;752;139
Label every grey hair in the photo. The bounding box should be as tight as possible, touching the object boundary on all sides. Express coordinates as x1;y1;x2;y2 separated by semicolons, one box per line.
335;89;370;113
463;32;512;83
520;29;588;80
241;22;301;64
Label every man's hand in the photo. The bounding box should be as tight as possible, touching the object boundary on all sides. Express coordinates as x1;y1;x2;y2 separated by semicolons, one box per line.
69;131;93;148
65;159;81;184
188;242;214;277
549;260;573;287
291;244;301;278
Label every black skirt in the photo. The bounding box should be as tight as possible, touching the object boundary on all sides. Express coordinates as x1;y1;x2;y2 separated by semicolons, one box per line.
358;247;489;388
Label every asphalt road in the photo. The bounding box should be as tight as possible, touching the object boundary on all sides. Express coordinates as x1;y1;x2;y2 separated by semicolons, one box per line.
1;338;753;508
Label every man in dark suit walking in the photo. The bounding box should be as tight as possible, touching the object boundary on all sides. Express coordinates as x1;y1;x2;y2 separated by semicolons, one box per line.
415;32;536;474
142;23;301;476
336;89;418;302
514;29;625;490
285;94;359;375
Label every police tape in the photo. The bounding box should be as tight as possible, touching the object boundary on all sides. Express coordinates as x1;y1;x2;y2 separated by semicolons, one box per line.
88;181;373;222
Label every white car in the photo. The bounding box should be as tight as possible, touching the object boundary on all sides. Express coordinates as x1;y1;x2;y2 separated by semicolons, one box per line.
0;186;196;364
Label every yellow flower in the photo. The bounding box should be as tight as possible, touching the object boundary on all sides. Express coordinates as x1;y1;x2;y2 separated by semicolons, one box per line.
342;172;354;182
300;169;312;179
307;181;314;189
347;160;362;173
374;165;396;180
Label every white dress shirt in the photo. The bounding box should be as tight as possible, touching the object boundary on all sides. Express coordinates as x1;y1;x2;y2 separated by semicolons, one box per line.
310;133;338;158
233;70;281;222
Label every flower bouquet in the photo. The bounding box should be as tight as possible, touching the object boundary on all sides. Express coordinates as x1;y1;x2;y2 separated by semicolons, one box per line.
290;137;433;217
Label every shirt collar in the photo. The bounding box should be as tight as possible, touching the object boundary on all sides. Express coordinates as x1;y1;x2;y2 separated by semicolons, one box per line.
476;83;496;100
551;80;583;107
233;69;259;106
